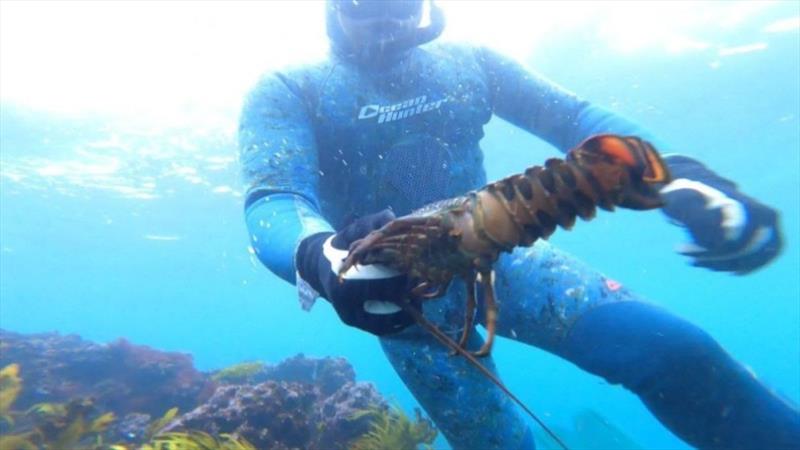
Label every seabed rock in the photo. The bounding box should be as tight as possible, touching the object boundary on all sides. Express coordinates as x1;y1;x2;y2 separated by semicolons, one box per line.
0;329;212;417
0;329;413;449
169;353;384;449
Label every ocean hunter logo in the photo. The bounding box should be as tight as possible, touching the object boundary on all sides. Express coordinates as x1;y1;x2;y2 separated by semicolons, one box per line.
358;95;449;124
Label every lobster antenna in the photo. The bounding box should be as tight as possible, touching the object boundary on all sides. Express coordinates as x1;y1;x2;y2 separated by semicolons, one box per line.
400;300;570;450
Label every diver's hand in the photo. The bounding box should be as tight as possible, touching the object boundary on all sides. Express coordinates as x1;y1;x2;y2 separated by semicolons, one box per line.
660;155;782;275
295;209;418;335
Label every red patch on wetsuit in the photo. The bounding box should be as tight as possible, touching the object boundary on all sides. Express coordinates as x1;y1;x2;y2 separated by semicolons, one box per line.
605;278;622;291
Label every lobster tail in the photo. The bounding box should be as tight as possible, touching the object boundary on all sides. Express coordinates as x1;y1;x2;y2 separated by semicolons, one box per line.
568;135;671;210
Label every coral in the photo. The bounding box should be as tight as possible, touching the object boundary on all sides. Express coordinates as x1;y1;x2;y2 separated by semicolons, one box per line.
349;403;437;450
211;362;265;384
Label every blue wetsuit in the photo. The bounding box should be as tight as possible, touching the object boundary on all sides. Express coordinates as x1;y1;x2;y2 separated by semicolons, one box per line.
239;42;799;449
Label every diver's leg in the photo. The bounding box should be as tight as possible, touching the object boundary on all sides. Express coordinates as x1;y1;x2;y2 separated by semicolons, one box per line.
380;280;535;450
490;241;800;450
561;301;800;450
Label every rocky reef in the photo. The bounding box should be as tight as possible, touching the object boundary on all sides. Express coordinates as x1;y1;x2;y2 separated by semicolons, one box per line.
0;329;437;450
0;330;212;419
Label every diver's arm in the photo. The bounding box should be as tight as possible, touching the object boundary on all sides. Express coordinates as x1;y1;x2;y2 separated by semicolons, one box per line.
245;194;333;284
477;46;783;273
238;73;334;284
476;46;670;153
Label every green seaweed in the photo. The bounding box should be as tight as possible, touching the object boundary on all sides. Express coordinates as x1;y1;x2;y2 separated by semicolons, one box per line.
210;361;265;384
28;398;115;449
0;364;254;450
25;402;67;419
141;431;256;450
349;404;437;450
0;364;22;427
0;364;37;450
0;363;116;450
0;434;38;450
146;407;179;441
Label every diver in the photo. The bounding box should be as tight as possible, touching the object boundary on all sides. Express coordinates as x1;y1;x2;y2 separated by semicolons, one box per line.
239;1;798;449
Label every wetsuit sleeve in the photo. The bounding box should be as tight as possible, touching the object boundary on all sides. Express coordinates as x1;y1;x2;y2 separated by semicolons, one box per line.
476;46;672;153
239;74;334;284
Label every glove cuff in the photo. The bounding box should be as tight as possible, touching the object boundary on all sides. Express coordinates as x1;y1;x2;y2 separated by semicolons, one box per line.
295;231;334;296
663;154;740;195
296;270;321;311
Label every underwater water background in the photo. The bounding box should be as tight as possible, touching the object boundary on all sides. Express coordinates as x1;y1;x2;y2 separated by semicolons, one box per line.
0;1;798;449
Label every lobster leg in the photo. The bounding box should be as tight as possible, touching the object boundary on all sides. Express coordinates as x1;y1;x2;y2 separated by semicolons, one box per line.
341;216;446;281
411;279;451;299
453;271;478;355
474;270;497;357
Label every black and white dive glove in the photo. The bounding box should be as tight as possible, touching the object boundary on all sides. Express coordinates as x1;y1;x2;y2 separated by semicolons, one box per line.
661;155;783;274
295;209;418;336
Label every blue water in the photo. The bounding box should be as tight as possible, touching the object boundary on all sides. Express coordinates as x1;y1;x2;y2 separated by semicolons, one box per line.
1;2;798;449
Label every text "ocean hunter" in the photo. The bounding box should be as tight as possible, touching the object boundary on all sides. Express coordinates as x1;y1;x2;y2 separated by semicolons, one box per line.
358;95;449;124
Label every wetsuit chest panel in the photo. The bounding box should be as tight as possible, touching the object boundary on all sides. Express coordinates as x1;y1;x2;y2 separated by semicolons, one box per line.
309;45;492;227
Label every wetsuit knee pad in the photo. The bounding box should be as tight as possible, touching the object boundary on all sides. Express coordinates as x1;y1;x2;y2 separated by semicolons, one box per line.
559;301;800;450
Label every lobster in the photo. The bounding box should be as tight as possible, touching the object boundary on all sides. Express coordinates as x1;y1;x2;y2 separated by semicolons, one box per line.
340;134;670;356
338;134;671;449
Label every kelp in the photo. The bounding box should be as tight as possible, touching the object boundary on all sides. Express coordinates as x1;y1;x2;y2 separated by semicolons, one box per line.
141;431;255;450
145;407;179;441
0;364;21;427
26;398;115;449
0;364;35;450
1;363;114;449
349;404;437;450
0;363;257;450
0;435;38;450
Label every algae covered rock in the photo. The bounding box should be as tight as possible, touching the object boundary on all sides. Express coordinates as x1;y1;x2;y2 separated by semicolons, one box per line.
0;330;213;417
260;353;355;397
0;330;436;449
313;381;387;448
166;372;386;449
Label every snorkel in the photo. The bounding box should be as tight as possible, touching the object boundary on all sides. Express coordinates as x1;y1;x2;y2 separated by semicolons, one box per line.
326;0;446;64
